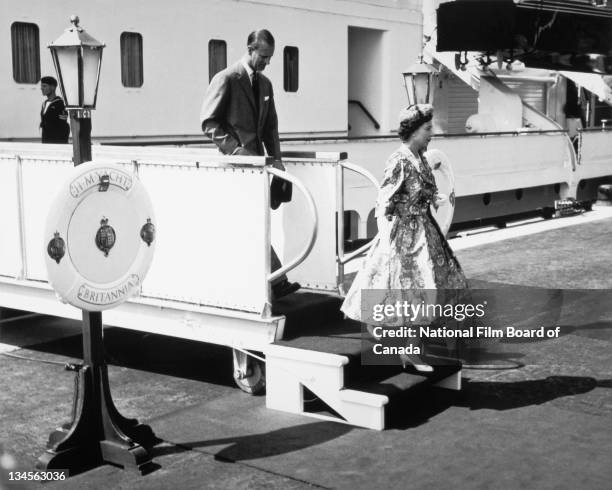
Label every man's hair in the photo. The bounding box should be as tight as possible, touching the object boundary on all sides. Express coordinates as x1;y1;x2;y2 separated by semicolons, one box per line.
41;76;58;87
247;29;275;50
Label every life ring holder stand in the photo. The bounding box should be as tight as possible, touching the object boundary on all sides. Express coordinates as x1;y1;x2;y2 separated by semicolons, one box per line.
39;160;158;475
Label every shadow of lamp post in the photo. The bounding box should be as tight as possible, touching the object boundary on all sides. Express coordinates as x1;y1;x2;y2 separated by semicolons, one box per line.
37;16;157;476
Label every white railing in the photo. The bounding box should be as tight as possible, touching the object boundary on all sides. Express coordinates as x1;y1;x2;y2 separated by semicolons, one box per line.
266;167;318;284
337;161;379;266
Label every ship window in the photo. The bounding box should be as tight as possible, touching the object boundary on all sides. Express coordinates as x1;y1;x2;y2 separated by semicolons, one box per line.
11;22;41;84
283;46;299;92
208;40;227;82
120;32;143;87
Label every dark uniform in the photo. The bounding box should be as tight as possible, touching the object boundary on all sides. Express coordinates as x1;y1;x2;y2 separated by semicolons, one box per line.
40;96;70;144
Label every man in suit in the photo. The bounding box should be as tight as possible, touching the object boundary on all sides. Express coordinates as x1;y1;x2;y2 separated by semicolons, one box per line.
200;29;300;300
40;76;70;144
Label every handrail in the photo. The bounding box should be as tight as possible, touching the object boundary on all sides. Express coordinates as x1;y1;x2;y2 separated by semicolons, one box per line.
266;167;318;283
348;100;380;130
436;129;568;138
15;155;27;280
579;126;612;133
337;161;380;274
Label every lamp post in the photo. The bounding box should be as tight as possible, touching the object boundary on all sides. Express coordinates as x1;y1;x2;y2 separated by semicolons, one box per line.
48;15;103;165
402;57;439;106
37;16;157;476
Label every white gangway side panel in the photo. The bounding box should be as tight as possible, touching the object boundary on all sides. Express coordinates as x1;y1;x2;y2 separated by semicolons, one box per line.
13;147;270;314
21;157;75;282
0;156;21;278
281;160;337;291
137;163;269;313
577;130;612;180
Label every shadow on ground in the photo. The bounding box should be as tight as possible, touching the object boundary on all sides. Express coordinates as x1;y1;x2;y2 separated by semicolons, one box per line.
23;327;236;387
152;421;353;462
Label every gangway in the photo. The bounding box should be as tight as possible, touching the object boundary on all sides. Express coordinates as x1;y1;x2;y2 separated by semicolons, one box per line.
0;143;462;430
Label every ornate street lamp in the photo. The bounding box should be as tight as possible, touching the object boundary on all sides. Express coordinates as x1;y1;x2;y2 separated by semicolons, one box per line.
402;57;439;106
48;15;104;164
49;15;104;113
38;17;156;475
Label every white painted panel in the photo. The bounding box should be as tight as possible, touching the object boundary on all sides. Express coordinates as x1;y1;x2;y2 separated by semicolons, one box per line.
0;157;21;278
138;164;269;313
577;131;612;180
281;161;337;290
431;133;572;195
16;152;271;313
21;159;75;281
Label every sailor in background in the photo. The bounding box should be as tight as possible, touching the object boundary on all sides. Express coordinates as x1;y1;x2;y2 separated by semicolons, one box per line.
200;29;299;300
39;76;70;144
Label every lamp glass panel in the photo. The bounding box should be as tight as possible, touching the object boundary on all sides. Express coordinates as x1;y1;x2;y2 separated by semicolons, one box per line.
414;73;431;105
405;76;415;105
54;46;80;106
82;46;101;107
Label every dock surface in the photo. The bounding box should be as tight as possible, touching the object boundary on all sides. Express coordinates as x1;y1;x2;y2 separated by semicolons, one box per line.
1;211;611;489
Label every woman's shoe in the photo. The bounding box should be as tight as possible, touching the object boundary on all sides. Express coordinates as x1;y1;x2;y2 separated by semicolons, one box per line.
399;353;434;373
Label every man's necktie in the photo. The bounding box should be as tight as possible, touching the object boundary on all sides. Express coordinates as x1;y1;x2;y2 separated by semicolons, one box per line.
252;71;260;115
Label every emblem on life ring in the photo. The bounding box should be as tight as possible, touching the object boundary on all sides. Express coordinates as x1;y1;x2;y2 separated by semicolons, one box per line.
95;217;116;257
47;231;66;264
140;218;155;247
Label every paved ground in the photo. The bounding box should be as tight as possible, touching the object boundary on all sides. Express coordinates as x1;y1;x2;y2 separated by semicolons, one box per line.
1;217;611;489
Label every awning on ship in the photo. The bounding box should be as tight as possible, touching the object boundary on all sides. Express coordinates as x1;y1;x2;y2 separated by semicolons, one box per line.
560;71;612;105
436;0;612;74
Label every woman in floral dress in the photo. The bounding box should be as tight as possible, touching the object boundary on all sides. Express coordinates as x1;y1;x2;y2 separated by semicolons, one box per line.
341;104;468;372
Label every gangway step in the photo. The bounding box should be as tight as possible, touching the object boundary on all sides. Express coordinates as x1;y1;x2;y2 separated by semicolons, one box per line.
272;291;343;339
265;319;462;430
346;357;462;397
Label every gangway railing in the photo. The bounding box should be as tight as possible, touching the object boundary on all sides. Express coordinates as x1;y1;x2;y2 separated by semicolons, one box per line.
336;161;380;294
279;151;380;294
266;167;318;284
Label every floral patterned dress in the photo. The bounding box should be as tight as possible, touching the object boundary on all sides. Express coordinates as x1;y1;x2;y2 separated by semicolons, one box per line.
341;144;468;326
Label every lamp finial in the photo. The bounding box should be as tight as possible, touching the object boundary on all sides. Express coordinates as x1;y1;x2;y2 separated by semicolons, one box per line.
70;15;80;28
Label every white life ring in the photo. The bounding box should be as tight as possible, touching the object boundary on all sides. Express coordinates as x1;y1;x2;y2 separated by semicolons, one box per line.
44;161;156;311
424;148;455;236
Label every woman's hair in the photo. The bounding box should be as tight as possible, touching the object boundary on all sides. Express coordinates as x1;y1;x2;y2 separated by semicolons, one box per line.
397;104;433;141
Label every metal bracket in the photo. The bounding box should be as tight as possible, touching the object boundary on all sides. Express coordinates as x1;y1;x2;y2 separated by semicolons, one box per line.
98;174;110;192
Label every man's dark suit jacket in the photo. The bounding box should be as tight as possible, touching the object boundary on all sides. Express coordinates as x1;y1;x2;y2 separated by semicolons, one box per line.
40;96;70;144
200;61;281;159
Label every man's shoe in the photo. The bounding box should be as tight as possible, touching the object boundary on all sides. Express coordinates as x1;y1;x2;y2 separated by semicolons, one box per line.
272;280;301;299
